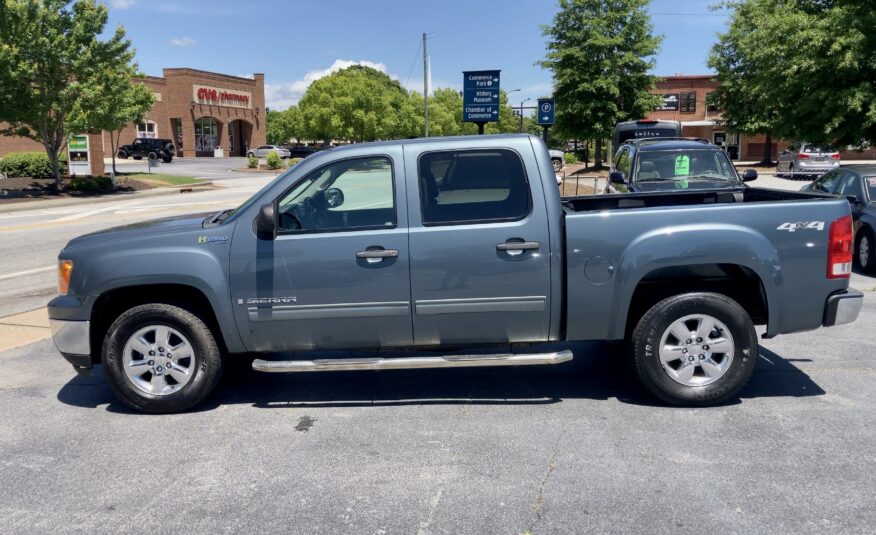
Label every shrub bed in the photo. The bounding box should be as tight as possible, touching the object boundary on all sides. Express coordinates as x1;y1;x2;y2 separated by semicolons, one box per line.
0;152;68;178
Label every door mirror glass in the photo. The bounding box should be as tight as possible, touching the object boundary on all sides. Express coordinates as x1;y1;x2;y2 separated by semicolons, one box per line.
609;171;625;184
742;169;758;182
254;202;277;240
325;187;345;209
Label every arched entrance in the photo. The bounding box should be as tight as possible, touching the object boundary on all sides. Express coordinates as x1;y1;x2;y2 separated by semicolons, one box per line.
194;116;221;156
226;119;253;157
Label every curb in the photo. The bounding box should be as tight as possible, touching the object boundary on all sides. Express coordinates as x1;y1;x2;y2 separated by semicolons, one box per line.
0;181;214;214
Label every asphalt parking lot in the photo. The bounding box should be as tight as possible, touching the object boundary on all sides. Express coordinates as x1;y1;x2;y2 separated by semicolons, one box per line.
1;158;874;533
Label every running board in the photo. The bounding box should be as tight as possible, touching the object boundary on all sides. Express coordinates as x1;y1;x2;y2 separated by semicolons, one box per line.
251;350;573;373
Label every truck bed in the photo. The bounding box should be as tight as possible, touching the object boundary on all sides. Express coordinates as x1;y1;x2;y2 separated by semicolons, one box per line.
562;187;834;212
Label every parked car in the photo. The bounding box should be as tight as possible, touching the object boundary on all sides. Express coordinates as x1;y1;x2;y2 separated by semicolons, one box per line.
549;149;564;172
117;138;174;163
282;146;319;159
614;119;681;147
49;134;861;413
777;143;840;177
247;145;291;159
605;138;757;194
801;165;876;273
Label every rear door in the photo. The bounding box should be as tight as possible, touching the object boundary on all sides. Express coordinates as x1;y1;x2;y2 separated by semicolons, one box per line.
405;141;552;345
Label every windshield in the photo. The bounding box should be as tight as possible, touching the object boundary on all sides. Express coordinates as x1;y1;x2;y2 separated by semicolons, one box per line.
219;166;298;223
634;149;739;188
802;144;836;153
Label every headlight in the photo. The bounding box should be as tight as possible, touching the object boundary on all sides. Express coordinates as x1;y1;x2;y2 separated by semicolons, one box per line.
58;259;74;295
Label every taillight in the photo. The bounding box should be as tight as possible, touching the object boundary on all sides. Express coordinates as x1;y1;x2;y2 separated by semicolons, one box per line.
798;153;810;159
831;153;841;160
827;214;853;279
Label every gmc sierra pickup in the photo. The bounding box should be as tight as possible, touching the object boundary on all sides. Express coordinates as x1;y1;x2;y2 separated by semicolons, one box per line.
48;134;863;413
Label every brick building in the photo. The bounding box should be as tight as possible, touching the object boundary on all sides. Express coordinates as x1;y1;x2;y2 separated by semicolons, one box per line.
648;75;875;160
0;67;267;161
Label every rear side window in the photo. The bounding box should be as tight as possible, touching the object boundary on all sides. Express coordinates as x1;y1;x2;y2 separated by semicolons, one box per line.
418;149;530;225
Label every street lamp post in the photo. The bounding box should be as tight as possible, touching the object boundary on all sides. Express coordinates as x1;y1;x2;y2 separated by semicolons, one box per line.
518;98;532;133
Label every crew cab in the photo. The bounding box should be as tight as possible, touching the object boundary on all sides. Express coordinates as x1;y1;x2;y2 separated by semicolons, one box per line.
606;138;758;194
48;134;863;413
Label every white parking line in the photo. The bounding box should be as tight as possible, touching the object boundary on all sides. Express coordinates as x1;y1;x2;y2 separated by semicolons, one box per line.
0;266;55;281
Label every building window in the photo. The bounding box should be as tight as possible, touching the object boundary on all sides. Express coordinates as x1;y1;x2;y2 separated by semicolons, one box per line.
195;117;219;152
680;92;697;113
706;92;719;113
137;121;157;138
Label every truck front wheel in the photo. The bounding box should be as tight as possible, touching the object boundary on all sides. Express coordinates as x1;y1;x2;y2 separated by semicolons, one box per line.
101;303;224;413
630;292;757;406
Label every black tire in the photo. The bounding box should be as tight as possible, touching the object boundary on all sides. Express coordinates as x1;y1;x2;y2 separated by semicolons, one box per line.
102;303;224;414
117;150;128;159
246;151;255;158
856;227;875;274
147;151;158;161
161;156;172;163
630;292;757;406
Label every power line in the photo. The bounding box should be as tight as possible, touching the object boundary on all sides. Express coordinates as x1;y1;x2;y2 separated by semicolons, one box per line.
427;0;528;36
403;38;422;91
429;9;545;40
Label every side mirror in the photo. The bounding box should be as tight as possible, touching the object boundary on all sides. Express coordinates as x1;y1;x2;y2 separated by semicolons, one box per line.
254;202;277;240
742;169;758;182
325;187;345;209
609;171;625;185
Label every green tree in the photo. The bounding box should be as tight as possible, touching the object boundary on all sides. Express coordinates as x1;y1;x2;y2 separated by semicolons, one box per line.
709;0;876;160
0;0;147;187
539;0;662;167
299;65;416;143
425;88;524;137
69;68;154;175
266;105;303;145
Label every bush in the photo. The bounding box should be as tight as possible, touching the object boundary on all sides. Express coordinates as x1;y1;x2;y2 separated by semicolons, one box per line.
65;175;113;192
247;155;258;168
287;157;303;167
266;150;281;170
563;152;578;165
0;152;68;178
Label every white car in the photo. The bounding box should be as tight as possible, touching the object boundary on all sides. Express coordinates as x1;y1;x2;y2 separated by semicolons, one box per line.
247;145;291;159
549;149;565;172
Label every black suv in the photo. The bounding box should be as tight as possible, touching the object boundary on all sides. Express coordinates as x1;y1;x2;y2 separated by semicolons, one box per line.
605;138;757;193
117;138;175;163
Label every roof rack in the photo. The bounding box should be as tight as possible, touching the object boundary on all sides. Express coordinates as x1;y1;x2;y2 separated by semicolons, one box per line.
626;137;711;146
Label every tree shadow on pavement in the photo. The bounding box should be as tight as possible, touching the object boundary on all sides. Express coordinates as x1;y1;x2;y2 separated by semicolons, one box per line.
55;341;824;414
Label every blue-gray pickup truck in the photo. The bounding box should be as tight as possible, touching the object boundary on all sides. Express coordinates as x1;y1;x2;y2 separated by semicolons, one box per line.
49;134;863;413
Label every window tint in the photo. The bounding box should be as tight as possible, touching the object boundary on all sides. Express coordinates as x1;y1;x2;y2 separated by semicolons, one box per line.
277;156;395;233
615;148;631;176
835;172;863;199
418;149;530;225
812;170;841;193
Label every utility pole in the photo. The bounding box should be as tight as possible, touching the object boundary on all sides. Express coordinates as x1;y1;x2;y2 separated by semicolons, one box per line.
423;32;429;137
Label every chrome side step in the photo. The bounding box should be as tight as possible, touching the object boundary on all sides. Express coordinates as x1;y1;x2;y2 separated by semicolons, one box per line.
251;349;573;373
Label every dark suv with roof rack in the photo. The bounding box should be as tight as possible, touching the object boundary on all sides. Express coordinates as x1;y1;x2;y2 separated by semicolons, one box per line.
117;138;175;163
605;138;758;194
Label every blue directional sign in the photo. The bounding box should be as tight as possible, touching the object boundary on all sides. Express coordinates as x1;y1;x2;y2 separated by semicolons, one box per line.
463;70;500;123
537;99;555;125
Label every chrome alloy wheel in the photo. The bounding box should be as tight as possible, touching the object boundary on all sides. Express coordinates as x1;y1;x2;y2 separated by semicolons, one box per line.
658;314;734;387
123;325;196;396
861;235;871;268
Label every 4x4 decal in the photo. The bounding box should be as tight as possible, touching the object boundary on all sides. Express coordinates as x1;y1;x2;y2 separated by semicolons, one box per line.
777;221;825;232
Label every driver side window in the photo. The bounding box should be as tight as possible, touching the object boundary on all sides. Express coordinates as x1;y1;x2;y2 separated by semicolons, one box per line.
277;156;395;233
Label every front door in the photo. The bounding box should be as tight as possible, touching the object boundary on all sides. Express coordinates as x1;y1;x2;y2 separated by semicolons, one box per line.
230;151;412;351
406;146;552;345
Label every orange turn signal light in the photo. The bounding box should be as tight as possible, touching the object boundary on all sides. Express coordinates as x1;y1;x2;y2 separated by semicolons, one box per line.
58;260;74;295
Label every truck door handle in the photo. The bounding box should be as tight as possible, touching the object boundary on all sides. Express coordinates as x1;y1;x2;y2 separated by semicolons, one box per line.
496;241;540;256
356;248;399;263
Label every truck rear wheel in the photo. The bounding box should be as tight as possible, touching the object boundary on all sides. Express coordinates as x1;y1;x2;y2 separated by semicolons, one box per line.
630;292;757;406
101;303;223;413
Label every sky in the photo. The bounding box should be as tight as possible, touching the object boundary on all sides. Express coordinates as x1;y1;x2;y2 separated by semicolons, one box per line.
103;0;732;111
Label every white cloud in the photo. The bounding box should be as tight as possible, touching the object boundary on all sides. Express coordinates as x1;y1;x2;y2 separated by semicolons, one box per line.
265;59;391;109
169;37;196;48
108;0;136;8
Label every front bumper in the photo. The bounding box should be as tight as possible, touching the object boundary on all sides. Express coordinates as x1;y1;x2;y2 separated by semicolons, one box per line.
823;289;864;327
49;318;91;368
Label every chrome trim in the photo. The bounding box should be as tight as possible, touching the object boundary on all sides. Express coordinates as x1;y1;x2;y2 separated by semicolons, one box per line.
252;349;573;373
248;301;410;322
415;296;546;315
49;319;90;356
